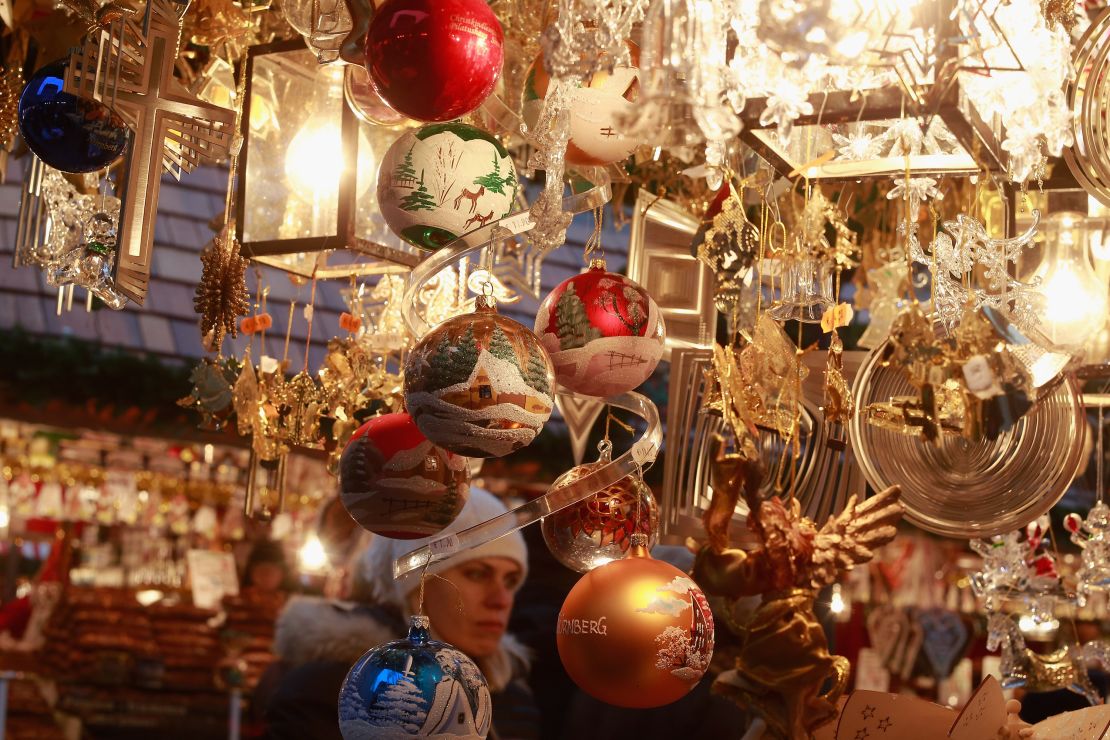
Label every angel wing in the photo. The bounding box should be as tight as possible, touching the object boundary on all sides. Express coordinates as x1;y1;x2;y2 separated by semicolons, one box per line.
808;485;903;590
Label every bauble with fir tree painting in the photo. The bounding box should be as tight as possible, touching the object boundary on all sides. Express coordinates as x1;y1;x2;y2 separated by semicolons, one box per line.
403;296;555;458
339;615;492;738
338;413;469;539
534;260;666;398
377;122;518;251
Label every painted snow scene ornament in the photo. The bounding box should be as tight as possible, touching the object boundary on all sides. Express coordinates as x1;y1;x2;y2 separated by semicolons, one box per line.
535;260;665;398
522;42;643;166
404;296;555;458
556;534;714;708
339;615;492;739
377;122;518;251
338;413;469;539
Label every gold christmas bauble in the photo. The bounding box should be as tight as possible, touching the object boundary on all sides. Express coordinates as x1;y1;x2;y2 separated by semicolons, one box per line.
556;540;714;708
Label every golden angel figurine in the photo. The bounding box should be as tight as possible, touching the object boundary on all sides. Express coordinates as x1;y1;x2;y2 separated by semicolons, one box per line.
694;450;903;739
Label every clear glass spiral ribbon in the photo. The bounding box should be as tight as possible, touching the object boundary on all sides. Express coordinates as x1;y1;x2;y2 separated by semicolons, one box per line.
393;388;661;577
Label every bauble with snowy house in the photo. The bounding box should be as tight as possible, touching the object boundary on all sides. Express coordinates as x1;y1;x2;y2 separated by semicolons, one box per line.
338;413;469;539
535;260;665;398
377;122;518;251
557;535;714;708
340;615;492;739
404;296;555;458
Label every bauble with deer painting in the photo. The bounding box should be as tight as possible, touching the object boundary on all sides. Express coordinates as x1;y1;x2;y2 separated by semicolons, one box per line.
377;122;518;251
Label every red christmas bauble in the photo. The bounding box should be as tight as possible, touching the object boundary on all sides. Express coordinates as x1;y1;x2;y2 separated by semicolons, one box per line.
534;260;666;397
364;0;504;123
556;541;714;708
542;461;658;572
404;298;555;458
338;413;469;539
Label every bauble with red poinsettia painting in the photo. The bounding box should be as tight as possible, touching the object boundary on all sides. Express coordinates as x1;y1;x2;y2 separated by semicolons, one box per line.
535;259;665;398
404;296;555;458
338;413;469;539
542;458;658;572
557;535;714;708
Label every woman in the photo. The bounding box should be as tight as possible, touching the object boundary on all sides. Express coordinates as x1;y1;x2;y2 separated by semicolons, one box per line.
261;488;538;739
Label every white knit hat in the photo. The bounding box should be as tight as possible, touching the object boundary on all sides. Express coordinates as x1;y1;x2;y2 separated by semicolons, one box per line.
360;487;529;610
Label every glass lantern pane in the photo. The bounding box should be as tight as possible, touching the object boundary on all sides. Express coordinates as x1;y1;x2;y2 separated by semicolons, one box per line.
242;47;343;244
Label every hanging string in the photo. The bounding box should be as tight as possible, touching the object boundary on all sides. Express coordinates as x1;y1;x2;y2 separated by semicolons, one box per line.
903;154;915;303
1099;404;1105;506
303;269;318;373
582;206;604;264
282;300;296;367
222;54;250;231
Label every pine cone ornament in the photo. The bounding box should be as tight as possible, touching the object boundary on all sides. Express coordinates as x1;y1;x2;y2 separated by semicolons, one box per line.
194;232;249;350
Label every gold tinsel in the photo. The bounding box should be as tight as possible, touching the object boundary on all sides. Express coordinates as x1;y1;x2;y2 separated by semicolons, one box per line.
1041;0;1077;32
0;66;21;154
194;231;249;350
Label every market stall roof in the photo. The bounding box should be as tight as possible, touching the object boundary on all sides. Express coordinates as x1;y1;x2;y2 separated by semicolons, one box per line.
0;158;630;365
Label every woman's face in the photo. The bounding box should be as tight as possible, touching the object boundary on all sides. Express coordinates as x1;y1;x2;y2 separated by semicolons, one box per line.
411;557;524;659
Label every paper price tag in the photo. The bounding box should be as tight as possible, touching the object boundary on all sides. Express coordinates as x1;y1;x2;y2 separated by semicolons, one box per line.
499;212;536;234
631;439;657;466
429;534;460;558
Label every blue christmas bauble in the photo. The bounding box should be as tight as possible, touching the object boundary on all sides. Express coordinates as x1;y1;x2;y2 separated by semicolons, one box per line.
18;60;129;174
339;616;492;739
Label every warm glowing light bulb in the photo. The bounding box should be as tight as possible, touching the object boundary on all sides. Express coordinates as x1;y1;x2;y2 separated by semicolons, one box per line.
285;116;345;201
0;506;10;530
829;583;846;615
299;534;329;572
1033;211;1109;349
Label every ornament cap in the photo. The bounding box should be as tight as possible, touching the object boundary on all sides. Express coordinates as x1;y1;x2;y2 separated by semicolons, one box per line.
408;614;431;644
629;532;650;557
588;258;607;271
475;293;498;312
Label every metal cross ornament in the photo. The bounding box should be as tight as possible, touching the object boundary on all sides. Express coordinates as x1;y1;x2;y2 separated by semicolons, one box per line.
64;0;235;304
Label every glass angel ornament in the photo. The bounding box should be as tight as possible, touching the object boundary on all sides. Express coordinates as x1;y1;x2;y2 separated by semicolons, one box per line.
1066;502;1110;607
626;0;739;152
693;451;904;739
48;205;127;309
970;517;1060;614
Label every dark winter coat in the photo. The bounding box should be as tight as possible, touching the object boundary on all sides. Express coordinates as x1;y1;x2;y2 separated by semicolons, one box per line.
256;596;540;740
